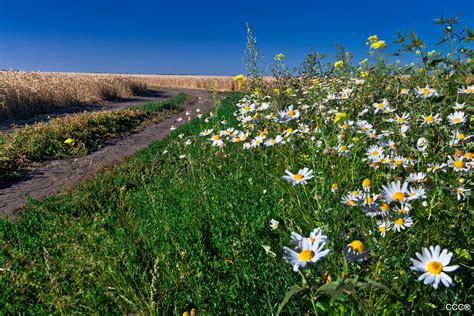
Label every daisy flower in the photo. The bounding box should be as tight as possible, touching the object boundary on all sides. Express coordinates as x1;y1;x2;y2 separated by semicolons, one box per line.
345;240;369;263
449;130;471;146
362;178;372;191
282;168;314;185
392;216;414;232
269;219;279;230
428;162;447;173
410;245;459;289
393;112;410;125
376;220;390;237
283;238;330;272
381;180;409;203
264;135;283;147
291;228;328;249
400;88;410;95
453;102;466;110
415;86;438;98
209;134;224;147
373;99;389;113
341;192;360;206
408;172;427;183
448;156;470;173
452;186;470;201
420;113;441;125
458;85;474;94
447;111;466;125
366;145;384;161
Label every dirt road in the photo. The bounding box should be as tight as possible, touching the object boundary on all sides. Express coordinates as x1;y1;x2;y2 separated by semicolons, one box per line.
0;88;213;217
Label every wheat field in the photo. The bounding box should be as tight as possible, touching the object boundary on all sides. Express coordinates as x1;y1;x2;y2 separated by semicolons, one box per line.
0;71;247;120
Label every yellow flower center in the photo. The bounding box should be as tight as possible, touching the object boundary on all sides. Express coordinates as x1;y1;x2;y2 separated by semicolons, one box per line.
348;199;357;206
425;116;433;123
293;173;304;180
453;160;464;168
379;225;386;232
380;203;389;211
422;89;430;95
350;240;365;253
341;146;348;151
395;218;404;225
298;250;315;261
457;133;465;140
392;191;405;201
466;88;473;93
395;159;403;166
362;178;371;187
366;197;374;204
213;135;220;141
427;261;443;274
234;138;241;143
371;150;379;156
453;117;461;123
397;117;404;123
377;103;384;108
288;110;296;117
287;128;293;133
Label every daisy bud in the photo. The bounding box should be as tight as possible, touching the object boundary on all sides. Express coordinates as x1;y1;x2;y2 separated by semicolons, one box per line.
422;201;428;207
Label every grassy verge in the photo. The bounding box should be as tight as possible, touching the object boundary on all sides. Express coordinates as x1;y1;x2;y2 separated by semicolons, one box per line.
0;92;471;314
0;93;187;179
0;93;299;314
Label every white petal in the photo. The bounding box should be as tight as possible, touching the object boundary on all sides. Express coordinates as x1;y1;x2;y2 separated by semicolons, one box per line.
443;264;459;272
440;272;452;287
423;273;435;284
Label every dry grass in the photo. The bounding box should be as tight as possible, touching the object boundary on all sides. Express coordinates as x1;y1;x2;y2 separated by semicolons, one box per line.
0;70;269;121
0;71;147;120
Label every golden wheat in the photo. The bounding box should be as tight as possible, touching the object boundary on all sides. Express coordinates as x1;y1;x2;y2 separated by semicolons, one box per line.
0;71;146;120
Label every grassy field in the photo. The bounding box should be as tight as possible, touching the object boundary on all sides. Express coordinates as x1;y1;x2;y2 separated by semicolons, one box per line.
0;94;187;179
0;71;147;120
1;21;473;314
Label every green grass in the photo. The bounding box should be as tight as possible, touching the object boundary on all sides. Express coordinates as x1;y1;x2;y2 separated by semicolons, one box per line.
0;93;187;179
0;93;307;314
0;90;471;314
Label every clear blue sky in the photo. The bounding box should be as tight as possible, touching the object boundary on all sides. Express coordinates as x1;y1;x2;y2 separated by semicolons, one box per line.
1;0;473;75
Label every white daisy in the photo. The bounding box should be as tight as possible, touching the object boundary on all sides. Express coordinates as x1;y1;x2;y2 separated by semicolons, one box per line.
458;85;474;94
283;238;330;272
410;245;459;289
373;99;390;113
376;220;390;237
269;219;279;230
199;129;213;136
447;111;466;125
415;86;438;98
345;240;369;263
420;113;441;125
282;168;314;185
381;180;409;203
392;216;414;232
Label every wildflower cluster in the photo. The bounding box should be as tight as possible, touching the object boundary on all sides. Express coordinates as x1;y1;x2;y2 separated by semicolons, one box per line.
194;20;472;309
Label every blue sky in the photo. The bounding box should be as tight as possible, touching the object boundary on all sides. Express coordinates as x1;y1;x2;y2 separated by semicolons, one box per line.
1;0;473;75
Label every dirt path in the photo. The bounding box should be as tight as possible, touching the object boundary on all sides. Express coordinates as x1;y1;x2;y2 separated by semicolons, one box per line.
0;88;188;134
0;88;213;217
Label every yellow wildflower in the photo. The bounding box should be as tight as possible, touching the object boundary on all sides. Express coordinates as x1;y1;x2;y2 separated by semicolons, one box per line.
64;138;75;145
368;35;379;43
370;40;387;49
274;53;285;61
334;60;344;68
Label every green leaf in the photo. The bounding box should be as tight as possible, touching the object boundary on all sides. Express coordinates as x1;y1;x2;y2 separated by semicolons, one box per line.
276;284;308;315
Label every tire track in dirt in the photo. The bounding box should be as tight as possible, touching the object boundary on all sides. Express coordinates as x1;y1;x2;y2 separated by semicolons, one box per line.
0;88;213;217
